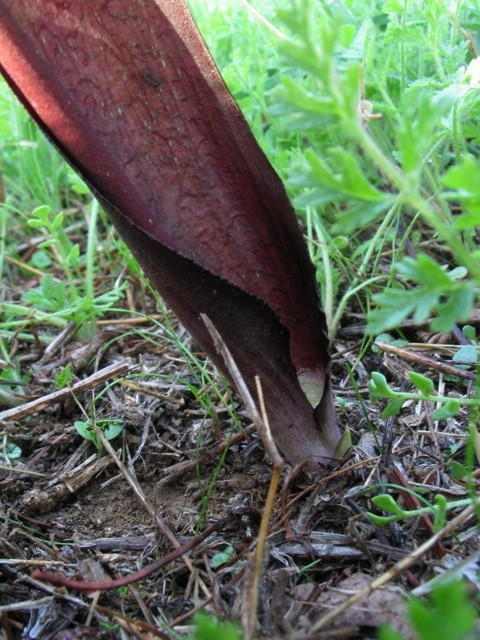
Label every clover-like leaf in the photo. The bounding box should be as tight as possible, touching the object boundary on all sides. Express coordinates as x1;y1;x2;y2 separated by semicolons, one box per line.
371;493;406;515
408;371;434;396
369;372;397;400
432;399;461;421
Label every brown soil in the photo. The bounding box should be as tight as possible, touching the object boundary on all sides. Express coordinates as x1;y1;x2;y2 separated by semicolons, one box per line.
0;303;477;639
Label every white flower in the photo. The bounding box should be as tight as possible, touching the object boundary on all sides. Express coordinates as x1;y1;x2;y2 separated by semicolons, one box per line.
464;57;480;88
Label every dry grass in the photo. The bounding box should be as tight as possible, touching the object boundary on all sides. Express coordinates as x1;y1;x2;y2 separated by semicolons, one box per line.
1;266;478;638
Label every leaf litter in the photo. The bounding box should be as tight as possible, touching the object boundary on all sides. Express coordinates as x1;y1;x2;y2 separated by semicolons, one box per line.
1;269;478;638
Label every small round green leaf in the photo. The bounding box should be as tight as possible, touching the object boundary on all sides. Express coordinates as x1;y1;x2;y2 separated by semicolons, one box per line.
104;421;125;440
381;397;405;418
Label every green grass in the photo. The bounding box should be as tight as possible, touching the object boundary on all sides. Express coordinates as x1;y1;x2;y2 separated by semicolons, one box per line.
190;0;480;431
3;0;478;370
191;0;480;342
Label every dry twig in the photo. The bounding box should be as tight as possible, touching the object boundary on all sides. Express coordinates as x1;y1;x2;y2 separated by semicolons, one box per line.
32;515;230;592
304;495;480;637
375;341;473;379
202;314;285;640
0;361;136;421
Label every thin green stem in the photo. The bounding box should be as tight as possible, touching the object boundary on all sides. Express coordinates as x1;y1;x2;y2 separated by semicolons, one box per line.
85;199;99;306
330;275;387;339
196;430;232;530
309;210;334;334
452;99;468;164
75;198;100;340
0;330;51;343
400;2;408;91
357;203;400;279
354;123;480;281
386;391;479;405
354;122;409;192
0;303;68;327
0;200;8;282
408;191;480;280
329;202;400;340
467;367;480;526
369;497;472;524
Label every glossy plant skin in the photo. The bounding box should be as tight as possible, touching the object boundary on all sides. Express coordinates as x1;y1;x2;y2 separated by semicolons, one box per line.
0;0;344;470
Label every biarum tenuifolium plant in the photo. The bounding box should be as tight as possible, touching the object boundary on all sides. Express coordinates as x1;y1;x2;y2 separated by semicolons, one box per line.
0;0;349;472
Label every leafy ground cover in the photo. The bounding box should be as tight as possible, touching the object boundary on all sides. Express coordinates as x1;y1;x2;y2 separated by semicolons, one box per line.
0;0;479;638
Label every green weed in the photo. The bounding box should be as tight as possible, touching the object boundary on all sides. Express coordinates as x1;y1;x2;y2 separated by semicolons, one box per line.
74;418;125;455
210;545;236;569
1;434;22;463
367;486;470;530
192;612;242;640
368;369;475;420
378;579;478;640
0;81;125;341
1;199;125;339
262;0;480;338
